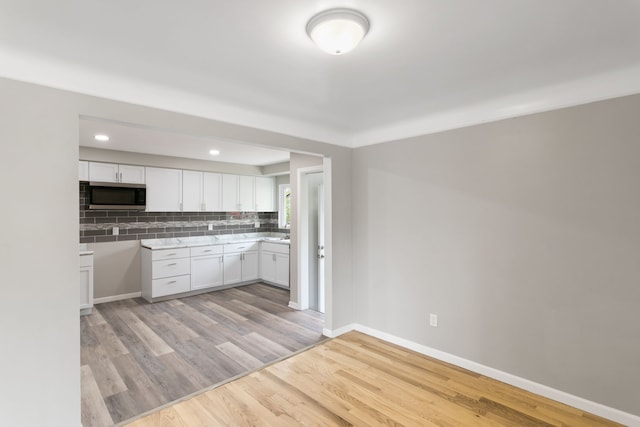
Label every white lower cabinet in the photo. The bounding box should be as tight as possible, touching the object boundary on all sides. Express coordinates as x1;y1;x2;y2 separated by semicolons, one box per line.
223;242;259;285
190;245;224;290
260;242;289;288
141;239;290;302
142;247;191;301
79;253;94;315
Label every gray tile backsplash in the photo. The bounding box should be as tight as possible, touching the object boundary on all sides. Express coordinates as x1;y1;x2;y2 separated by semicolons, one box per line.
79;182;287;243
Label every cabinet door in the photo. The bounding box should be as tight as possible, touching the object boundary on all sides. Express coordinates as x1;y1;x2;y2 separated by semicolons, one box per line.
118;164;145;184
145;167;183;212
89;162;119;182
242;251;259;281
182;170;203;212
238;175;255;211
260;251;276;283
222;174;239;211
203;172;222;211
223;253;242;285
79;266;93;309
274;254;290;288
255;177;275;212
191;254;223;290
79;161;89;181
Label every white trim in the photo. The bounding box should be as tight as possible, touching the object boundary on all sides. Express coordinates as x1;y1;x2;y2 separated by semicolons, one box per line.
351;324;640;427
94;292;141;304
322;323;356;338
288;300;301;310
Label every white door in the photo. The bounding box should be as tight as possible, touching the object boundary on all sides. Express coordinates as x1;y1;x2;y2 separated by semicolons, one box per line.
242;251;260;281
275;253;290;288
202;172;222;211
238;175;255;211
255;176;275;212
118;164;145;184
260;251;276;283
223;253;242;284
191;254;223;290
89;162;118;182
145;167;183;212
182;170;203;212
222;174;239;211
317;184;325;313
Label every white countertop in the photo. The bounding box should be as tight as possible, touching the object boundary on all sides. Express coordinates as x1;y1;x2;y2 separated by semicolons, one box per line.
141;232;290;250
79;243;94;256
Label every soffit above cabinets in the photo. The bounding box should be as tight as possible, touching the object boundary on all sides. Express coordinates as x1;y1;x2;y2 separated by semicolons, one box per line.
79;118;290;167
3;1;640;147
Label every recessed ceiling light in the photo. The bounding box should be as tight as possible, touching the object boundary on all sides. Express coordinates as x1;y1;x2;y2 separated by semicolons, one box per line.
209;149;220;156
94;134;109;142
306;8;370;55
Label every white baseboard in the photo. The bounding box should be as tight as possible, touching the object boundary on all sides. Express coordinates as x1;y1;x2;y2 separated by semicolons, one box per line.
322;323;357;338
288;301;301;310
349;324;640;427
94;292;141;305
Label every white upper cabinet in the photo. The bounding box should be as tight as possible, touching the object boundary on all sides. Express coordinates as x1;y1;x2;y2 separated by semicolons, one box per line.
238;175;255;211
78;161;89;181
118;164;145;184
182;171;221;212
88;162;145;184
202;172;222;212
89;162;119;182
145;167;182;212
255;176;275;212
223;174;256;211
182;170;204;212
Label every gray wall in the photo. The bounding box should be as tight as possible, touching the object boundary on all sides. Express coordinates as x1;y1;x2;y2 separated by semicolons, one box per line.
0;81;80;425
351;93;640;416
0;76;354;426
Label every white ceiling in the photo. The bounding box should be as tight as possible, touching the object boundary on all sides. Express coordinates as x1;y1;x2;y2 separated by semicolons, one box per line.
2;1;640;148
79;118;290;166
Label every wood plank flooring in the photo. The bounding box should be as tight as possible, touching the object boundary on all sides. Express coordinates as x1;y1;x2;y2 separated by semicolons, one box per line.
125;331;622;427
80;283;325;427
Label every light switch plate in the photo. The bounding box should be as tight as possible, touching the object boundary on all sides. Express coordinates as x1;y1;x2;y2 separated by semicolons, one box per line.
254;221;260;228
208;224;213;231
112;226;119;236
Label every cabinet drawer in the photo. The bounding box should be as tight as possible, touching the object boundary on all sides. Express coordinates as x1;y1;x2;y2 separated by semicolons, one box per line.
261;242;289;254
151;247;190;261
152;275;190;298
152;257;190;279
224;242;259;253
191;245;223;257
79;254;94;268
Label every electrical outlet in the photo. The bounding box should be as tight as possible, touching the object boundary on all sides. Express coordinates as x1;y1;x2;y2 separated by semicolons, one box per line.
208;223;213;231
429;313;438;327
254;221;260;228
112;226;119;236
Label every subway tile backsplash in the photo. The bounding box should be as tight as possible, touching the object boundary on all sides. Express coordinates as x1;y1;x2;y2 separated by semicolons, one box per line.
79;182;287;243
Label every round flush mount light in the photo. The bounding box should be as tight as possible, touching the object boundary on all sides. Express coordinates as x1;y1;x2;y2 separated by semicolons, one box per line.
94;134;109;142
209;149;220;156
306;8;370;55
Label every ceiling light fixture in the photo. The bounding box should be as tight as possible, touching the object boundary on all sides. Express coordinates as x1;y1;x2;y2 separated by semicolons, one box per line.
94;134;109;142
306;8;369;55
209;149;220;156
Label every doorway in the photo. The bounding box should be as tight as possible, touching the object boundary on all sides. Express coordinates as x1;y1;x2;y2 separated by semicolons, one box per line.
297;166;325;313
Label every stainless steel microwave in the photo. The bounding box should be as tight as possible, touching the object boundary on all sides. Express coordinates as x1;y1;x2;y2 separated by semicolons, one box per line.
88;182;146;210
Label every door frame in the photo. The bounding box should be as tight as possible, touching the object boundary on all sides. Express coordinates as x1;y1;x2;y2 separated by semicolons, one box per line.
294;164;324;311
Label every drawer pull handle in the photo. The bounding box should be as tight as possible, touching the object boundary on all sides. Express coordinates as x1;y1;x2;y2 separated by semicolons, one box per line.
167;280;177;284
167;253;177;256
167;263;177;266
237;247;245;250
203;249;212;252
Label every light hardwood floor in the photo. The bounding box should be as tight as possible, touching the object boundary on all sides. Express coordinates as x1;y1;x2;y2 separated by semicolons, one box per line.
81;283;325;426
125;331;622;427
